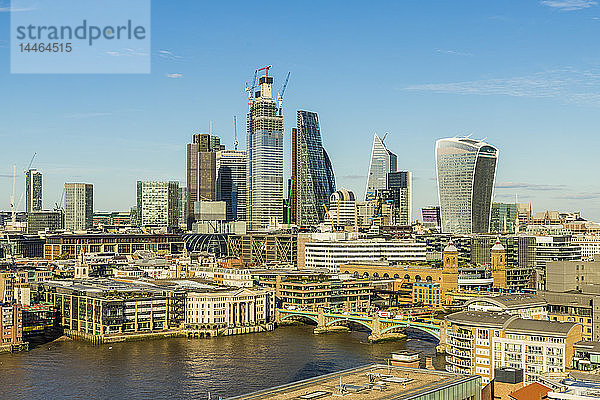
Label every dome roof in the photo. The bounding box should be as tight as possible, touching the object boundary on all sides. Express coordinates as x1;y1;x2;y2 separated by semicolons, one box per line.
444;240;458;253
491;239;505;251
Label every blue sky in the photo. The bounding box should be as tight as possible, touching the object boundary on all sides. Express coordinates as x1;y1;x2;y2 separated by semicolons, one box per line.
1;0;600;220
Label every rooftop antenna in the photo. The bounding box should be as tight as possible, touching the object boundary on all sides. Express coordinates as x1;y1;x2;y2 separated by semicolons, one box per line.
233;116;238;151
209;121;213;136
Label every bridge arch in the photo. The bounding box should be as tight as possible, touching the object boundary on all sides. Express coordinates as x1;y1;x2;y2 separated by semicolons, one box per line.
279;313;318;325
381;324;440;341
325;318;372;331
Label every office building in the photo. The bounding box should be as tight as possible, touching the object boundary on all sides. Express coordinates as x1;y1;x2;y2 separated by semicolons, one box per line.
246;68;284;230
572;235;600;260
27;210;64;234
64;183;93;231
436;137;498;234
25;169;42;213
386;171;412;225
186;133;223;228
365;133;397;200
490;203;518;234
43;232;185;259
177;186;187;228
216;150;247;221
136;181;179;228
0;303;24;352
302;239;427;273
227;232;297;267
535;235;582;289
445;311;582;384
290;110;336;226
421;206;441;229
327;189;357;230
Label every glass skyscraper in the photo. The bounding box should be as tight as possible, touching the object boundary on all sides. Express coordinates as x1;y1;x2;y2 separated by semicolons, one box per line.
365;133;397;200
436;137;498;234
25;169;42;213
290;110;336;226
217;150;247;221
246;70;284;230
136;181;179;228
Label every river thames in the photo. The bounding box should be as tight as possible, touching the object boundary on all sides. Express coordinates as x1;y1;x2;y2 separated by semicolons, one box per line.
0;325;441;400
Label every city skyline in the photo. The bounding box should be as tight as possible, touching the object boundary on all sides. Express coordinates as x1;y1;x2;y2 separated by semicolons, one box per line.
1;1;600;220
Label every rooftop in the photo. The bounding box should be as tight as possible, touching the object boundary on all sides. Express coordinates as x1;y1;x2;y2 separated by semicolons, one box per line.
227;364;480;400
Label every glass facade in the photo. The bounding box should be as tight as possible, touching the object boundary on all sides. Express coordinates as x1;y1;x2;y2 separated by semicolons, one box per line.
25;169;42;213
136;181;179;228
217;150;247;221
64;183;93;231
490;202;518;233
365;133;397;200
247;75;284;230
291;110;336;226
436;138;498;234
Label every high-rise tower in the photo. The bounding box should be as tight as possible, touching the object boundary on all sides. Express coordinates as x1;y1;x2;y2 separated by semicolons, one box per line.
290;110;336;226
436;137;498;234
246;66;284;231
64;183;93;231
217;149;247;221
186;133;224;228
365;133;397;200
25;169;42;213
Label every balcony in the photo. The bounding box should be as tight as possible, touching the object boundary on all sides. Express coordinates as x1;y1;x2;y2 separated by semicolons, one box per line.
448;339;474;350
446;356;473;368
446;329;474;340
447;348;472;358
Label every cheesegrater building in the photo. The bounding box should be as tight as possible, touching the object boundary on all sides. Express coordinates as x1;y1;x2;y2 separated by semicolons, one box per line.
365;133;397;200
436;137;498;234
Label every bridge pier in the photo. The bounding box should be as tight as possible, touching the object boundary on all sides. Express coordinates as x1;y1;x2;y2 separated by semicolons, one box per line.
367;314;407;343
313;307;349;334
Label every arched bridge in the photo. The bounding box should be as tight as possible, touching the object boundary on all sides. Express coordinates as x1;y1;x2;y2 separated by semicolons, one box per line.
276;308;442;342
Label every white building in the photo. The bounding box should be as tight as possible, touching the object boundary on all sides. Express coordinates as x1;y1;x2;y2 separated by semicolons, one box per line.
136;181;179;228
327;189;357;229
189;265;254;287
185;287;274;328
64;183;93;231
572;235;600;260
303;239;427;272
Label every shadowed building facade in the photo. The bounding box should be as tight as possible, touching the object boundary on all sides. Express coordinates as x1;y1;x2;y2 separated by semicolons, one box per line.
289;110;335;226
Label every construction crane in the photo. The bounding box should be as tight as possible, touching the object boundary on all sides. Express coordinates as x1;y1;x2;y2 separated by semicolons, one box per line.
233;115;238;151
277;71;291;116
258;64;272;77
244;69;258;105
14;153;37;215
323;204;340;232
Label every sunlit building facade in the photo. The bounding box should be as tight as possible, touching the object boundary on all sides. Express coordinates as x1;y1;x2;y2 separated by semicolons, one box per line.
436;137;498;234
365;133;397;200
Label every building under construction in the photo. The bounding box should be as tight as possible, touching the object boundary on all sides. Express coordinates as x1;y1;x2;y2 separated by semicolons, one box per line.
227;233;297;267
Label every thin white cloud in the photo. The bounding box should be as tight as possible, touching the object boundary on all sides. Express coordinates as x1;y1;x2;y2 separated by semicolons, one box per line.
158;50;183;61
105;48;148;57
496;182;566;191
435;49;473;57
404;68;600;107
166;73;183;79
540;0;598;10
0;6;35;12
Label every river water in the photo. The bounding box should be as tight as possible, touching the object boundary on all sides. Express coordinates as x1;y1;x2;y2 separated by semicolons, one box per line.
0;325;441;400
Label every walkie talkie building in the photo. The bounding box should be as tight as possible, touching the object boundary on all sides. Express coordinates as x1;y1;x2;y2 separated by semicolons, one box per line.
436;137;498;234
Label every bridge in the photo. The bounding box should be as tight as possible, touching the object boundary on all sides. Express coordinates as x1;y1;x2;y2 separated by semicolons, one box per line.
276;308;442;342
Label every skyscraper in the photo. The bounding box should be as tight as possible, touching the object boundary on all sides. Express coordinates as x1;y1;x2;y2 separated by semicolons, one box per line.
136;181;179;228
490;202;518;233
177;186;187;228
386;171;412;225
186;133;223;228
365;133;397;200
246;68;284;230
216;149;247;221
64;183;93;231
25;169;42;213
290;110;336;226
436;137;498;234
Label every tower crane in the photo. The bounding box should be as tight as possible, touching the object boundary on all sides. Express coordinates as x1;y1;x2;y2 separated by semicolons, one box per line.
258;64;272;77
277;71;291;116
244;69;258;105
